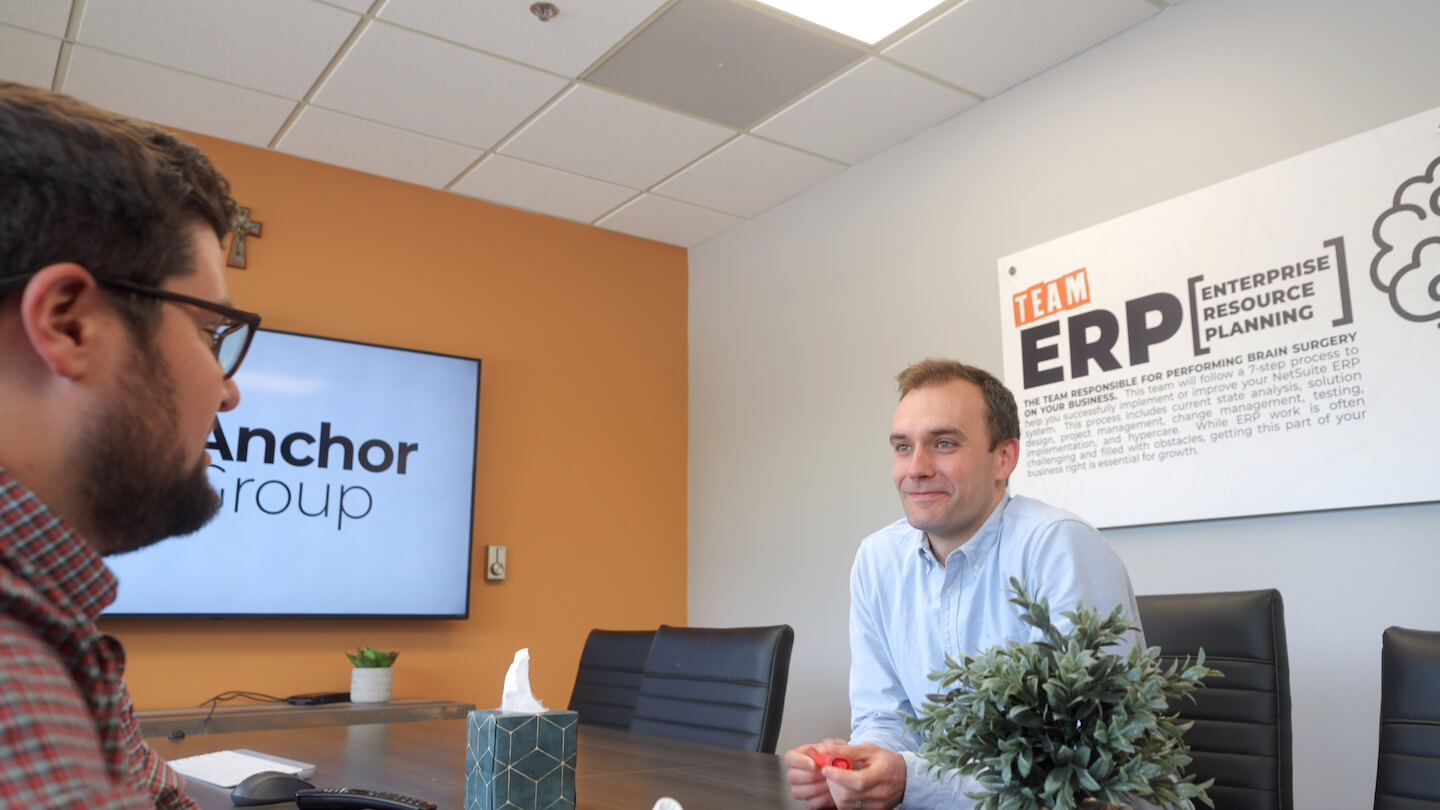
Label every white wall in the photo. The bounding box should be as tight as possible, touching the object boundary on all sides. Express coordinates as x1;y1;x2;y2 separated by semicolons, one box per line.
687;1;1440;807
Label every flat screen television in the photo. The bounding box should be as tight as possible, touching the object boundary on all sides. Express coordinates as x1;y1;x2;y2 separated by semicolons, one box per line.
103;329;480;618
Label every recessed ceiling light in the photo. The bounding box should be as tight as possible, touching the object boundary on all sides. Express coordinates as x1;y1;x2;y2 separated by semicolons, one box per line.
752;0;947;45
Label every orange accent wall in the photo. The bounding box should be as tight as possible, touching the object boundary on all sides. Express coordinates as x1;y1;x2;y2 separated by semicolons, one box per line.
97;133;688;712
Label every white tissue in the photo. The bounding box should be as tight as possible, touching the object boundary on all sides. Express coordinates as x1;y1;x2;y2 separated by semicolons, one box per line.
500;648;547;713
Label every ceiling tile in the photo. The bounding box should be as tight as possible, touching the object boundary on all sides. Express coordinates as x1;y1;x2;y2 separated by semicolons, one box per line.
654;135;845;218
277;106;482;189
597;194;741;248
314;22;567;149
379;0;670;78
884;0;1158;97
0;25;60;88
324;0;373;11
452;155;638;224
0;1;69;37
499;84;735;189
754;58;978;165
586;0;862;129
63;47;297;147
75;0;359;99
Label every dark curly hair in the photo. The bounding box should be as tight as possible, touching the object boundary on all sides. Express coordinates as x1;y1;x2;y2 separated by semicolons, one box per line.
0;81;238;340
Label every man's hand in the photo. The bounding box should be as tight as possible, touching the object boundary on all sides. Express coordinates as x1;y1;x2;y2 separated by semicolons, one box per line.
783;739;847;809
784;741;906;810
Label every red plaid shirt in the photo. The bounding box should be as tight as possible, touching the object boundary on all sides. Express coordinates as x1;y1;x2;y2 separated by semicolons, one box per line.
0;469;197;809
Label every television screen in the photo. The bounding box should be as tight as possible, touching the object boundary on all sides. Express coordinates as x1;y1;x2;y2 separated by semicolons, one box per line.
103;329;480;618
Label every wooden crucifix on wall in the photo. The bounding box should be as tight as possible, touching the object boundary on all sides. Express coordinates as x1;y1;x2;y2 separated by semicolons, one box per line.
227;207;262;269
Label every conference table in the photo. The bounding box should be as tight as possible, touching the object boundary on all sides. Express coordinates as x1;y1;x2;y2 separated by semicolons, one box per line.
147;719;808;809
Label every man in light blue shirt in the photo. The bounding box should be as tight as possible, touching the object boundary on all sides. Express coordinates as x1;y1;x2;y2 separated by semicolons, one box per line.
784;359;1143;810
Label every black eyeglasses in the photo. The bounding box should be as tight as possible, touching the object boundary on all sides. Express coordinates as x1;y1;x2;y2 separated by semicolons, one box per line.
94;276;261;379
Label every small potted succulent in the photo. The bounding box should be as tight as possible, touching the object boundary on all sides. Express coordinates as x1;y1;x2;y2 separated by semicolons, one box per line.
906;579;1221;810
347;646;399;704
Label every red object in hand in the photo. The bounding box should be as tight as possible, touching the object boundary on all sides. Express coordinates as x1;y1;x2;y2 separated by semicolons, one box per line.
810;752;854;770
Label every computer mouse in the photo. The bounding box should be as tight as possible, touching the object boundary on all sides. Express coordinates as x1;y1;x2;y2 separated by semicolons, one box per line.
230;771;316;806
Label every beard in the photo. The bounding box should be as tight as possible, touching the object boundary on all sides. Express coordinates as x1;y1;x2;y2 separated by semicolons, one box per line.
79;343;221;556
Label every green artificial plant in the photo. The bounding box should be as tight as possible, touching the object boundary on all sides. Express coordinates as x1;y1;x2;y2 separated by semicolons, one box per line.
347;646;399;667
905;578;1221;810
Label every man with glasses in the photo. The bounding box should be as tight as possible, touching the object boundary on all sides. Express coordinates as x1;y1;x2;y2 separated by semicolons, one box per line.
0;81;260;808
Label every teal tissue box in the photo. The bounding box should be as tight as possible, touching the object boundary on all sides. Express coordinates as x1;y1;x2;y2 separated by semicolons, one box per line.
465;709;577;810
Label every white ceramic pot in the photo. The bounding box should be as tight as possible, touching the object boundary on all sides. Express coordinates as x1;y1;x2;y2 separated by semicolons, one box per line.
350;667;394;703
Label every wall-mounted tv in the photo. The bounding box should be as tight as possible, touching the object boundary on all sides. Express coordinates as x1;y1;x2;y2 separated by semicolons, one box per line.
103;329;480;618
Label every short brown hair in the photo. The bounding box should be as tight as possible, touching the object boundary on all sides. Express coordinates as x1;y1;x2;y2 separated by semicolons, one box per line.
0;81;237;339
896;359;1020;450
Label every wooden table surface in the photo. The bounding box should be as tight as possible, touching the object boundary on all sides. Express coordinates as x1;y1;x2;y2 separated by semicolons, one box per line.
148;719;808;809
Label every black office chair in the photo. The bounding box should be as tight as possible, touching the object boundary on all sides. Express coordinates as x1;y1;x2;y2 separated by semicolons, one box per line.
1375;626;1440;809
568;629;656;730
629;624;794;753
1135;590;1292;810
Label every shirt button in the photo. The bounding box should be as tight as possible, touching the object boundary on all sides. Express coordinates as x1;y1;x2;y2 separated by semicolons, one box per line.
971;564;980;572
944;587;954;595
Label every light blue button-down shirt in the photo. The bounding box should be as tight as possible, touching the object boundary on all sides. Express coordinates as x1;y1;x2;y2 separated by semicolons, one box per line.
849;494;1145;810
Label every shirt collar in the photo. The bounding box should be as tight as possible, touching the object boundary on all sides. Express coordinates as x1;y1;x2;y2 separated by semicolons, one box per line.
957;493;1010;567
913;493;1012;568
0;467;118;622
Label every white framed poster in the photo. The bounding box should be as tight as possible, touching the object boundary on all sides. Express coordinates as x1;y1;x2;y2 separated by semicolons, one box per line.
999;106;1440;528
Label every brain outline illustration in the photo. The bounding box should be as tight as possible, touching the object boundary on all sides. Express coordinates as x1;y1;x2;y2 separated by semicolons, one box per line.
1371;154;1440;325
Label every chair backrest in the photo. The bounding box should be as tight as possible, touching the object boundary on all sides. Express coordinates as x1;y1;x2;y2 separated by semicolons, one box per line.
1135;589;1292;810
1375;626;1440;809
567;629;656;730
629;624;794;753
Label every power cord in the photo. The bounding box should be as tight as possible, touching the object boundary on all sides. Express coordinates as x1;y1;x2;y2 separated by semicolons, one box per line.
195;690;286;734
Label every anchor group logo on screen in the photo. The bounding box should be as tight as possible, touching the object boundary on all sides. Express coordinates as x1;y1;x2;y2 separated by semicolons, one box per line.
1371;154;1440;326
206;418;422;531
